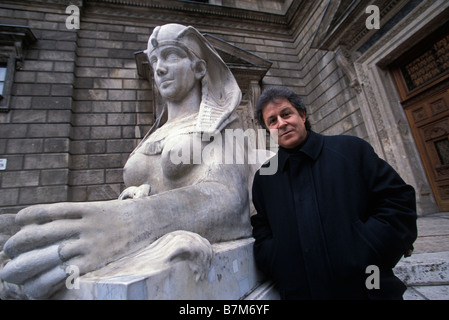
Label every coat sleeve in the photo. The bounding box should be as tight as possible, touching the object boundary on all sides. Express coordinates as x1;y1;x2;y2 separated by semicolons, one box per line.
250;172;277;277
358;140;418;268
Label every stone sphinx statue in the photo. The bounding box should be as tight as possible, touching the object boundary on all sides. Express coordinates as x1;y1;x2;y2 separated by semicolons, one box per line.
0;24;270;300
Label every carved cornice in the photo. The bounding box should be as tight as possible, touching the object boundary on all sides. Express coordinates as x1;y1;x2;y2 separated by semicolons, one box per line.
0;24;37;69
1;0;83;7
311;0;410;51
0;24;36;48
335;45;361;93
358;1;449;67
345;0;407;51
85;0;288;25
284;0;306;26
81;1;291;38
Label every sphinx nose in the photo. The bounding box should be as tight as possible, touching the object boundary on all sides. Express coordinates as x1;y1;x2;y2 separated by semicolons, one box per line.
155;61;167;76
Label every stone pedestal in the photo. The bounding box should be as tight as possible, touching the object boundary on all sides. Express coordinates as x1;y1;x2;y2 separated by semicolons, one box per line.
55;237;279;300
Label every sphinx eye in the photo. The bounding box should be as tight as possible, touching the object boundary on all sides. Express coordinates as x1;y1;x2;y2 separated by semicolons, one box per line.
163;48;187;61
149;56;157;66
166;52;181;62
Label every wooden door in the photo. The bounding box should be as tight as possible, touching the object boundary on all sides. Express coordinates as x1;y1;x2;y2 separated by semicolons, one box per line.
403;89;449;210
390;21;449;210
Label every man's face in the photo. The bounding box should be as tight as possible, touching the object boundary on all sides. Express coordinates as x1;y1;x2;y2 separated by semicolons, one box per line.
149;46;199;102
262;98;308;149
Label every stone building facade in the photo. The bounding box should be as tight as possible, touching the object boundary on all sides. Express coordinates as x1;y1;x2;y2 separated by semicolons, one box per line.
0;0;448;216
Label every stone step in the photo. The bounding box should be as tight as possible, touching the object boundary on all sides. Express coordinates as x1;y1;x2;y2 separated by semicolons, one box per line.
394;251;449;286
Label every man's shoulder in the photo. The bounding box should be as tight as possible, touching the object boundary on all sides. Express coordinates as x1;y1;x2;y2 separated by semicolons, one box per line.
318;133;377;165
323;133;372;151
323;133;367;144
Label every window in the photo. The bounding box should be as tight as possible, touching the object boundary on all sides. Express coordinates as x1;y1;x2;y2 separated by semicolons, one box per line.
0;25;36;112
0;62;7;100
0;57;15;112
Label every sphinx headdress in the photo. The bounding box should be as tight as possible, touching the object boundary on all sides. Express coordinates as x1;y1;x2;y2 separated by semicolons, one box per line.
146;23;241;135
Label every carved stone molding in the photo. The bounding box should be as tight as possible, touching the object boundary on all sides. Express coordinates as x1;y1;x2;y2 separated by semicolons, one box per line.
2;0;83;7
311;0;410;51
359;1;447;67
353;61;388;158
0;24;36;70
335;45;361;93
85;0;288;25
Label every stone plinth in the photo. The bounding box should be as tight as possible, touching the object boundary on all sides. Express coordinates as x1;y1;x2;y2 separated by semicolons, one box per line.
54;237;276;300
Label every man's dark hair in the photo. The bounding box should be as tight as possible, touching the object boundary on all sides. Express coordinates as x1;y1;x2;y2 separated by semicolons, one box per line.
255;86;311;131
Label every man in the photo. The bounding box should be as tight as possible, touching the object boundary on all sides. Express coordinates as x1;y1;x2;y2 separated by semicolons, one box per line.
251;86;417;300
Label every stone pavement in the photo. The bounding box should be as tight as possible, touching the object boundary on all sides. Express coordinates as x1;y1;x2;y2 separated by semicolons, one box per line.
393;212;449;300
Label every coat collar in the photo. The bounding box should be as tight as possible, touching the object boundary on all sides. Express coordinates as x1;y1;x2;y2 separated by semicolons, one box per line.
278;130;324;171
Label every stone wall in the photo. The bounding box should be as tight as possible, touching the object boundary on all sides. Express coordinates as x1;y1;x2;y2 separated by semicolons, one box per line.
215;0;368;138
69;8;153;202
289;1;368;139
0;1;76;214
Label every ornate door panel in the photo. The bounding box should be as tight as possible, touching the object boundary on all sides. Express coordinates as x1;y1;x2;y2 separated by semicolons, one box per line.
405;90;449;210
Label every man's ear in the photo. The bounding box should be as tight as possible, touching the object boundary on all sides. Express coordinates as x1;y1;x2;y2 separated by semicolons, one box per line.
194;59;207;80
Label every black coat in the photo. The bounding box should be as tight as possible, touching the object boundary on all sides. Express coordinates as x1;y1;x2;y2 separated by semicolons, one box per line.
251;131;417;300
